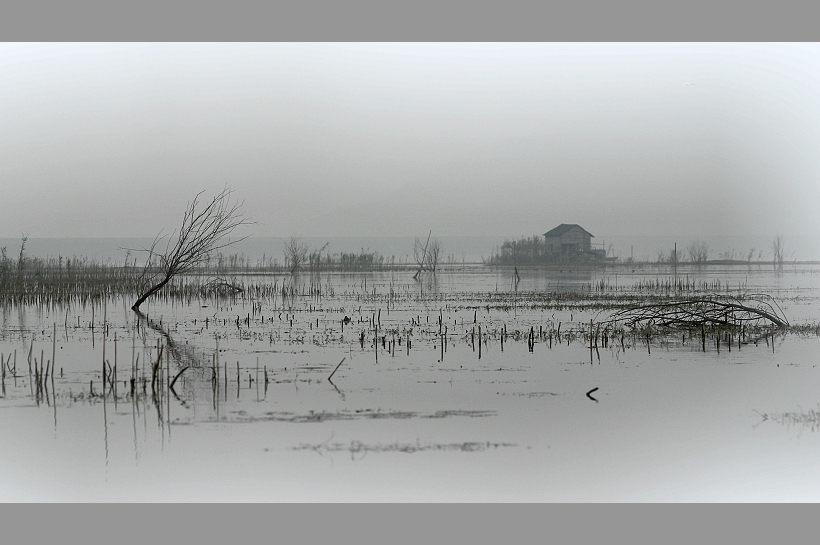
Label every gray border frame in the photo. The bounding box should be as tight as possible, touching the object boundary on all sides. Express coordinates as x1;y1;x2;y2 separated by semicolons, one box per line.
1;0;818;543
2;1;819;41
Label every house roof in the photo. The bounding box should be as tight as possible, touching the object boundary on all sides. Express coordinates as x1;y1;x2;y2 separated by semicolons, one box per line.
543;224;594;238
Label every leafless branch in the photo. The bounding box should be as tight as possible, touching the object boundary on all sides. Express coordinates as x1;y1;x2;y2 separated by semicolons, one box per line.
131;187;253;310
597;295;789;329
413;231;442;279
283;237;309;274
771;234;785;270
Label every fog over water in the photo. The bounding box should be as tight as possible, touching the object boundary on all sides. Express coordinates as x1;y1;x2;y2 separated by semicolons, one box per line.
2;235;820;264
1;43;818;244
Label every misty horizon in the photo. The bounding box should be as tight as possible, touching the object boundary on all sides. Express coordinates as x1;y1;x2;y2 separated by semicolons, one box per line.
2;233;817;264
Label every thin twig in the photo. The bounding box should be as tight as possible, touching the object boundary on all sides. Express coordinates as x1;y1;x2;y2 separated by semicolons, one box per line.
327;357;346;382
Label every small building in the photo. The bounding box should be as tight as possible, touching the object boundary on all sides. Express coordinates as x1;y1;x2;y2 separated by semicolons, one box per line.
543;224;594;256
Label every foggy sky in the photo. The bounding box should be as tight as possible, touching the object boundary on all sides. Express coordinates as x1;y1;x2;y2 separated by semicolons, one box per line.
1;43;818;240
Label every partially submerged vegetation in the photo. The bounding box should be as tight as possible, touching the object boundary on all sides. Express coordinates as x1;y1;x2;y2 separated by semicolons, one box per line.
131;187;253;311
294;438;517;459
0;252;144;304
0;191;811;366
756;405;820;432
2;238;819;498
0;246;405;307
599;295;789;329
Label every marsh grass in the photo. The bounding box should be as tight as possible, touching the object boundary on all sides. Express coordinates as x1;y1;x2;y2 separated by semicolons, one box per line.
2;250;814;417
0;254;416;309
294;438;517;459
756;405;820;432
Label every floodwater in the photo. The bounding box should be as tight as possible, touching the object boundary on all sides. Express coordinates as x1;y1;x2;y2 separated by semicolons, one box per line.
2;264;820;501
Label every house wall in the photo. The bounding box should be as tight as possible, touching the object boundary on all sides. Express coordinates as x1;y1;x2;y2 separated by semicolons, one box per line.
544;236;561;253
544;226;591;254
561;226;591;252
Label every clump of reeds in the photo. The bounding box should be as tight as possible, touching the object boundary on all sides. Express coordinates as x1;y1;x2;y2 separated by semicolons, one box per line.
294;438;517;460
756;405;820;432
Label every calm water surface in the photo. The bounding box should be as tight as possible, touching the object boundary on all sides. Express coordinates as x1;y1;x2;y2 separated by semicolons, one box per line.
1;265;820;501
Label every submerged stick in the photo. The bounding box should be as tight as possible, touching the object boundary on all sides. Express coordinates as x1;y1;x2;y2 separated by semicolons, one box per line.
52;323;56;378
327;357;346;382
169;366;189;392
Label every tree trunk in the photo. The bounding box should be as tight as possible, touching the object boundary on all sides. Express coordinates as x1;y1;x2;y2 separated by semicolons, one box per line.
132;274;173;311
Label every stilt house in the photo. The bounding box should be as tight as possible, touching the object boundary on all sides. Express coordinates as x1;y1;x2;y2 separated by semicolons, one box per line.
543;224;594;256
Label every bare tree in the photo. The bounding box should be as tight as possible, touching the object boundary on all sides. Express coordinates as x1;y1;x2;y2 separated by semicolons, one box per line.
671;246;682;264
413;232;431;279
427;237;442;273
656;247;682;264
412;231;443;279
771;234;785;270
687;239;710;264
131;187;252;311
283;237;309;274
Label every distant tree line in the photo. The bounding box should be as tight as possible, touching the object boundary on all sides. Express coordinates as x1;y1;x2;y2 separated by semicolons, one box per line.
282;237;402;273
486;236;545;265
486;234;795;267
652;236;793;268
